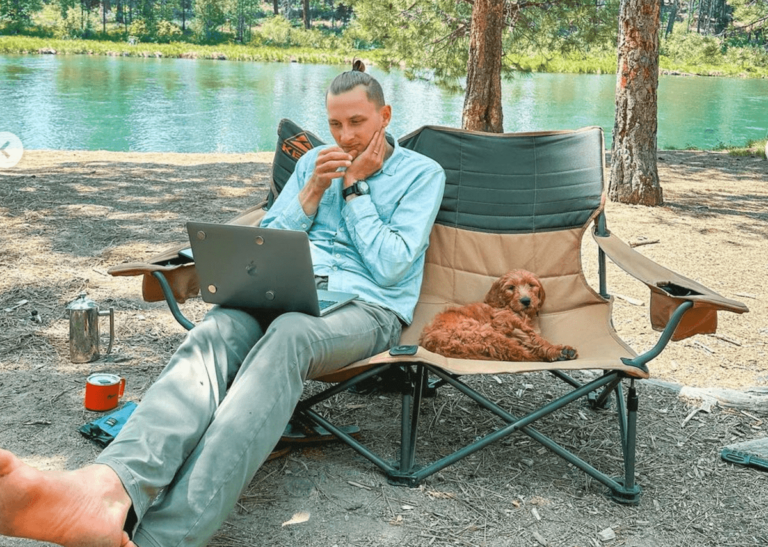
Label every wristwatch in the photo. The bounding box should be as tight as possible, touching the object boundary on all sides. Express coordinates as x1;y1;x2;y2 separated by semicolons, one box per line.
342;180;371;199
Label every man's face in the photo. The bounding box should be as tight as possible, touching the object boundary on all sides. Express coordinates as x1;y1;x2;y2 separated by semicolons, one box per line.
326;86;391;158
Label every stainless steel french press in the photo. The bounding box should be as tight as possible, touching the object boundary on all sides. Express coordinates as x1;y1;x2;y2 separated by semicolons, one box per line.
66;292;115;363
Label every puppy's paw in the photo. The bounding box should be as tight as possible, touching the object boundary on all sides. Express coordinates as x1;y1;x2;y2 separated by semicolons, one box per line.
556;346;578;361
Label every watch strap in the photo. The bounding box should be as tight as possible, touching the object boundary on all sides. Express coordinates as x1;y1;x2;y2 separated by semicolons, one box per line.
343;181;367;199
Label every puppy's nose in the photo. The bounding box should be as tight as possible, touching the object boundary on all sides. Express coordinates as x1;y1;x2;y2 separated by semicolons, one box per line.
520;297;532;307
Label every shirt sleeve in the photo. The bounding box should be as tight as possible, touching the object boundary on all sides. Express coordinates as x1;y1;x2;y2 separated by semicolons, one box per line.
260;150;318;232
341;165;445;287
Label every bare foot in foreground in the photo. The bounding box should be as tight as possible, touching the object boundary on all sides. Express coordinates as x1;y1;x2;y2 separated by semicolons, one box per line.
0;449;137;547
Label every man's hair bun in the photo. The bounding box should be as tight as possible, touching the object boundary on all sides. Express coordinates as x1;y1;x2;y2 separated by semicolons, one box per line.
352;59;366;73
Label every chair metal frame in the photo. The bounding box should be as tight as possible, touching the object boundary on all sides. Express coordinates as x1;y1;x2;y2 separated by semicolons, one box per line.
148;209;695;505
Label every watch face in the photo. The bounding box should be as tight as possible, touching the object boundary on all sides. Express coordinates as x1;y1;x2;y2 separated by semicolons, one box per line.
357;181;370;195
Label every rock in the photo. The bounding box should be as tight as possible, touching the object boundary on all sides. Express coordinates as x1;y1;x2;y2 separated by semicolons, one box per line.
38;48;57;54
598;527;616;541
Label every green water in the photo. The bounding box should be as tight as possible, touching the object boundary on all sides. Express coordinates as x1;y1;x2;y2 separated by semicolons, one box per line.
2;54;766;152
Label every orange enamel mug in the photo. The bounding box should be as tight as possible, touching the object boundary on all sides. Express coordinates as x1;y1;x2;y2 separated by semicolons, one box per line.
85;373;125;411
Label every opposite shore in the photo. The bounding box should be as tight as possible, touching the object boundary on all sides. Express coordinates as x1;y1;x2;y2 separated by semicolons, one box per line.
2;35;768;79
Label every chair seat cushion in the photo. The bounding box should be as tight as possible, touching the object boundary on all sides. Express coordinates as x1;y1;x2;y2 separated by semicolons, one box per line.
315;296;643;383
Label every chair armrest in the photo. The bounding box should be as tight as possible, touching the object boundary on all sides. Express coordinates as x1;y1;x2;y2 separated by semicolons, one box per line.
107;200;269;303
592;229;749;340
151;271;195;331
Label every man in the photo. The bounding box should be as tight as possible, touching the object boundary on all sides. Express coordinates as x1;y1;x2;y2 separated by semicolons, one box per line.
0;64;446;547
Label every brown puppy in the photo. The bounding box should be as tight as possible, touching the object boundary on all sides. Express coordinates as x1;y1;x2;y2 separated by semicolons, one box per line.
420;270;578;362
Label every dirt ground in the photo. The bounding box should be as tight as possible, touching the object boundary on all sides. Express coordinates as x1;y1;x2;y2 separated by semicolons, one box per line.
0;148;766;547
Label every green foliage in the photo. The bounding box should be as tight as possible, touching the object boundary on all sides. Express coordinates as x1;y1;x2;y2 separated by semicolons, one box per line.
660;26;722;64
0;34;356;64
725;138;767;158
349;0;471;86
53;5;97;38
251;14;292;46
192;0;227;42
348;0;620;89
154;20;182;43
249;15;342;49
3;0;768;80
0;0;43;30
659;24;768;76
127;19;150;41
507;48;617;74
729;0;768;29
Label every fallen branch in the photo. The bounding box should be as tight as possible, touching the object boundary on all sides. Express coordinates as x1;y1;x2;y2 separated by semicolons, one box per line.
629;238;660;248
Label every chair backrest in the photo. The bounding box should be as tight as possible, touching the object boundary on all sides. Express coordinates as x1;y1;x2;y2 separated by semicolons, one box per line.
399;126;605;234
270;119;326;208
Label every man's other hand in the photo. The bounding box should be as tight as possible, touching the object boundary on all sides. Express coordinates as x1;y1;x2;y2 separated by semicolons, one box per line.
299;147;352;216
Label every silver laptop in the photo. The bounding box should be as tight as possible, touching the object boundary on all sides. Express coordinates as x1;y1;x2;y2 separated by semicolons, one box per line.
184;222;358;317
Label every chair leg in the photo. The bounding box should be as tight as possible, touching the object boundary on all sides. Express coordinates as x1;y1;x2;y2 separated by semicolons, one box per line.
388;365;426;487
610;379;641;505
588;374;622;410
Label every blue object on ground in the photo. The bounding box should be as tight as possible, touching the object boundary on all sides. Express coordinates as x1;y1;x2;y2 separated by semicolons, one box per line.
79;401;138;447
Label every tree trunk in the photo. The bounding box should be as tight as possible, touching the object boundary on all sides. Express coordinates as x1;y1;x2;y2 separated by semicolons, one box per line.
686;0;694;31
273;0;278;15
665;0;678;36
461;0;504;133
609;0;663;206
696;0;704;33
302;0;310;29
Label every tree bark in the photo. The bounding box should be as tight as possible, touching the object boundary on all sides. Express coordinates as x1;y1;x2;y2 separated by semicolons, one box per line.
302;0;310;29
273;0;279;15
609;0;663;206
461;0;505;133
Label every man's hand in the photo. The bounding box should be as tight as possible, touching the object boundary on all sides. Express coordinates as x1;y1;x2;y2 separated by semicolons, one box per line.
299;147;352;216
343;129;389;189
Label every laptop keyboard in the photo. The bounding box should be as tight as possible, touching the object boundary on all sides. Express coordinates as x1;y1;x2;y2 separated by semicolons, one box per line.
318;299;336;311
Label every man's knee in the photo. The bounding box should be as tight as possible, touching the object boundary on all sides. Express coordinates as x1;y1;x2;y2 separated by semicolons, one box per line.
190;306;264;349
264;313;315;347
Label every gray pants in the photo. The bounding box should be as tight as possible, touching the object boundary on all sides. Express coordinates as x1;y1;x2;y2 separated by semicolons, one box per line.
96;301;401;547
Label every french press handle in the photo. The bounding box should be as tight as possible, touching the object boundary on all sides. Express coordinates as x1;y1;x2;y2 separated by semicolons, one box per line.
98;307;115;354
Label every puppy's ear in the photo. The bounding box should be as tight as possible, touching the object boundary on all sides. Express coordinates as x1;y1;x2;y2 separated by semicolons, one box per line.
536;278;546;308
484;275;508;308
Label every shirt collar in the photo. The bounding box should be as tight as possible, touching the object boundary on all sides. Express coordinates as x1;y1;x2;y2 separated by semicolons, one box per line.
381;133;404;176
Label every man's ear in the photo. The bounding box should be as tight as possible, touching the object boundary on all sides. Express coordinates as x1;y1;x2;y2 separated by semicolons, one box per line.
381;105;392;128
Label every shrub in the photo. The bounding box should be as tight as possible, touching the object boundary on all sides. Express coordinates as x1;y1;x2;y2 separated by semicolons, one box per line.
660;27;723;66
155;20;182;43
252;15;293;47
127;19;149;42
55;6;95;39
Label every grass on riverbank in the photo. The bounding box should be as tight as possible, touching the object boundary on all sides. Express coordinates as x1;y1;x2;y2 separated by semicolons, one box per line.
665;138;768;158
0;34;368;64
721;138;768;158
3;34;768;78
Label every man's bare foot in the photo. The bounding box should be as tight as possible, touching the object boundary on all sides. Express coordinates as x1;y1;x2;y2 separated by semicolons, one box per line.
0;449;133;547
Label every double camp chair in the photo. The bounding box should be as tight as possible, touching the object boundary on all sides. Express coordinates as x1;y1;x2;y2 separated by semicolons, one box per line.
109;120;748;503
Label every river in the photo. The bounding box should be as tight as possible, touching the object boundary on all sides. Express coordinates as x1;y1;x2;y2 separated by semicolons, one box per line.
2;54;767;152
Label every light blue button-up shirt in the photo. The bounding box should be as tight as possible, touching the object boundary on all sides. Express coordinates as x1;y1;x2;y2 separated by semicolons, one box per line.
261;136;445;324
